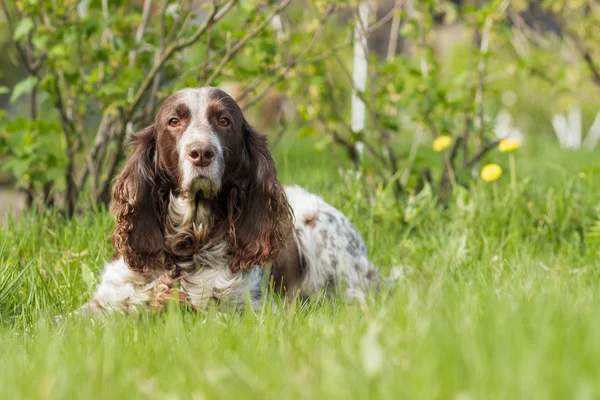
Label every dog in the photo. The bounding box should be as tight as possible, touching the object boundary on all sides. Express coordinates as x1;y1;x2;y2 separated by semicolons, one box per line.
73;87;379;316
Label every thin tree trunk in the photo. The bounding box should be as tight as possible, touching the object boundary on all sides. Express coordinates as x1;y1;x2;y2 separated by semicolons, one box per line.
386;0;403;62
351;1;370;158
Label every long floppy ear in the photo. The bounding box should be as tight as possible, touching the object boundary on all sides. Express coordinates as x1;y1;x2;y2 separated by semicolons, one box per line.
227;122;294;273
111;125;164;271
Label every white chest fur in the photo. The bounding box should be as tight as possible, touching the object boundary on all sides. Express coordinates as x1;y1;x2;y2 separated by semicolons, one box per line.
166;194;262;308
86;194;262;314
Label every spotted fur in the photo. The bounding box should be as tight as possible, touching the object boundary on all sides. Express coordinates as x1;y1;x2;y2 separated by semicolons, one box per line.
71;87;378;317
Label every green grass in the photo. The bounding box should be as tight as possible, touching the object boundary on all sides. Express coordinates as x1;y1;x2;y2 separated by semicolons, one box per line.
1;138;599;399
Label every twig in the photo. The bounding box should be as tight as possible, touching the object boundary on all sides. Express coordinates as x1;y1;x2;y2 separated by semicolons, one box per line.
241;2;337;110
320;76;386;175
462;139;500;171
238;0;269;33
400;128;423;187
567;30;600;87
128;0;235;119
386;0;404;62
142;0;169;122
128;0;153;68
237;41;350;104
200;15;214;83
367;4;397;34
474;0;510;143
166;0;192;44
474;17;490;143
233;4;396;104
439;136;462;196
205;0;293;86
0;0;45;76
101;0;114;45
53;79;77;216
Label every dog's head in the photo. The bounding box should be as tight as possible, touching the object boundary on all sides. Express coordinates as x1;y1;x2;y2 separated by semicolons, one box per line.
111;87;294;272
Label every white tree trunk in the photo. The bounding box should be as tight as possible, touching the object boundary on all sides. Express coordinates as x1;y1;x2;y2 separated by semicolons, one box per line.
352;1;370;143
584;112;600;150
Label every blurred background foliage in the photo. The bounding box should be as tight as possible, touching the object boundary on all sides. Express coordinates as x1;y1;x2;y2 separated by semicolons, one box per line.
0;0;599;217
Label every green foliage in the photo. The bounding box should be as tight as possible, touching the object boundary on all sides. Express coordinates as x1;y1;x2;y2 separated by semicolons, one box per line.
1;0;339;211
12;15;33;41
9;76;37;103
586;217;600;246
1;0;600;211
0;118;66;191
285;0;600;201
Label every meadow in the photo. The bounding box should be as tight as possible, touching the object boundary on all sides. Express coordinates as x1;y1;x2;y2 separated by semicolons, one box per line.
0;137;599;399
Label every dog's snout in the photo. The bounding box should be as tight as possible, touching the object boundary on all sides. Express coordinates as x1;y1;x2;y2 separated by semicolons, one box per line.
187;143;217;168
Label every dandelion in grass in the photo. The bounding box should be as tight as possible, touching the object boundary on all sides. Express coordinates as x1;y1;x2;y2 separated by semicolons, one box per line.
433;135;452;152
498;138;520;152
480;163;502;182
481;163;502;200
499;138;520;191
433;135;456;189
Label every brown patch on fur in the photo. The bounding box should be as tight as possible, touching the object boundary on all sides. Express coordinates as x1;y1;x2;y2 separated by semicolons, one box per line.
303;213;317;228
226;122;294;273
112;125;166;272
150;273;192;310
270;239;306;301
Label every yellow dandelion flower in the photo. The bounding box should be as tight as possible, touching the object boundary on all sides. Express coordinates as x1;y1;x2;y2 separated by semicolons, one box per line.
480;164;502;182
498;138;521;152
433;135;452;152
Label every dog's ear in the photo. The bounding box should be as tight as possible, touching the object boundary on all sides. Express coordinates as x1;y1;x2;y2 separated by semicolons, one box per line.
111;125;164;271
227;122;294;272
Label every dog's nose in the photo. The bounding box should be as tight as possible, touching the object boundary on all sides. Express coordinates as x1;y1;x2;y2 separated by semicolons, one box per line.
187;143;216;168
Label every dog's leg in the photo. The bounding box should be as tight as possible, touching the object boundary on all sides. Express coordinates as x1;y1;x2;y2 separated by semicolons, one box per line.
58;258;155;321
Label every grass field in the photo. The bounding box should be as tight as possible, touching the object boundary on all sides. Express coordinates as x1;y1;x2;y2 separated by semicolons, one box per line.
1;138;599;399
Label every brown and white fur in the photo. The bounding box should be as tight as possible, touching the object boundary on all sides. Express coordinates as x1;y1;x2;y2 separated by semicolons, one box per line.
75;87;378;316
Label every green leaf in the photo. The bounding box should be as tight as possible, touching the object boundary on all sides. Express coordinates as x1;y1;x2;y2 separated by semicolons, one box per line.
32;33;49;52
586;218;600;245
298;125;316;138
49;44;68;59
10;77;38;103
0;86;9;95
13;17;35;41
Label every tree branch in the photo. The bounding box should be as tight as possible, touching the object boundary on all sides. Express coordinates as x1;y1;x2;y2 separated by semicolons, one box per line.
128;0;153;68
241;2;337;109
461;139;500;171
166;0;192;44
205;0;293;86
126;0;236;120
567;30;600;87
386;0;403;62
52;79;77;216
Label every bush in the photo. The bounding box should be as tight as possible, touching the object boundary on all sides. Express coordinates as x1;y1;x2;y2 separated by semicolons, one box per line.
0;0;599;214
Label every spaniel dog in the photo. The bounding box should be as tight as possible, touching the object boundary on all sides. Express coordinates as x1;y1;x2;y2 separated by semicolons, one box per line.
76;87;378;315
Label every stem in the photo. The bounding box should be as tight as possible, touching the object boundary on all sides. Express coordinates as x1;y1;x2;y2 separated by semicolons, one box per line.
444;154;457;191
386;0;403;62
509;153;517;192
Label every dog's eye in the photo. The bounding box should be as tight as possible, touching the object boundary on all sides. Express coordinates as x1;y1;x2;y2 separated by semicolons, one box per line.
168;118;181;128
218;117;230;127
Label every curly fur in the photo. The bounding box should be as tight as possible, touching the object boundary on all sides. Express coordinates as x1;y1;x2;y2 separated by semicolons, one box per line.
70;87;378;316
111;125;166;272
226;124;294;272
